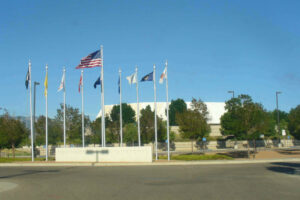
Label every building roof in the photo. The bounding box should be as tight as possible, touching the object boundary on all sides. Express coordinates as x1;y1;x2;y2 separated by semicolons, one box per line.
97;102;226;124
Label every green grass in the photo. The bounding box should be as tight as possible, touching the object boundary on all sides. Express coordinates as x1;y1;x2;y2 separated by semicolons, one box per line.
0;157;54;163
159;154;233;161
1;149;31;156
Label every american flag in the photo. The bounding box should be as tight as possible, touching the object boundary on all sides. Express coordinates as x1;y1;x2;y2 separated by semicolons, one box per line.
76;50;102;69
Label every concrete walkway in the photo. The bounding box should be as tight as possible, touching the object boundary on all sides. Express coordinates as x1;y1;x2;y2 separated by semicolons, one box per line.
0;158;300;167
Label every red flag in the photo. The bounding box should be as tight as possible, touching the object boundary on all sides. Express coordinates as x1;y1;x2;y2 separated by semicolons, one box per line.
78;73;82;93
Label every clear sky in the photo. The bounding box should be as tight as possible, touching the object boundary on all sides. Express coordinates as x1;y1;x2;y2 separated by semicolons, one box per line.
1;0;300;119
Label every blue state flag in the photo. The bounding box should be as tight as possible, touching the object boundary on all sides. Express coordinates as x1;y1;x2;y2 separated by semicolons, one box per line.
94;77;102;89
25;67;30;89
141;72;153;82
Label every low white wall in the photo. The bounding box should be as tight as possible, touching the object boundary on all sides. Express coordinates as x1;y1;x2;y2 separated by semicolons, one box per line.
55;147;152;163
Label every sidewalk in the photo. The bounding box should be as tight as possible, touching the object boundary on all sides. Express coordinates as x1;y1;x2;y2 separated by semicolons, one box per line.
0;157;300;167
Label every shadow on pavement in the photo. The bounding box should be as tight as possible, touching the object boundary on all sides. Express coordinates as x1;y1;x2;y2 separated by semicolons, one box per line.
267;162;300;176
217;151;252;158
276;149;300;155
0;169;60;179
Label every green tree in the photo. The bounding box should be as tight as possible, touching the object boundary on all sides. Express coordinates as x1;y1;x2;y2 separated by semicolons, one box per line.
0;115;9;157
107;103;136;144
55;104;90;145
169;99;187;125
89;117;102;146
221;95;275;140
140;105;167;144
270;110;289;137
90;116;118;145
176;98;210;145
123;123;138;145
110;103;136;124
34;115;65;145
0;113;28;157
288;105;300;139
220;95;275;157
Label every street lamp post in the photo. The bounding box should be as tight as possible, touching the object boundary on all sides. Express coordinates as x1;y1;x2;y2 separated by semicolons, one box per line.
228;90;234;98
276;91;284;146
33;81;40;157
276;91;282;132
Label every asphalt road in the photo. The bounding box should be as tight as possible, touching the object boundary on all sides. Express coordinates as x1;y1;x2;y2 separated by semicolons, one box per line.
0;162;300;200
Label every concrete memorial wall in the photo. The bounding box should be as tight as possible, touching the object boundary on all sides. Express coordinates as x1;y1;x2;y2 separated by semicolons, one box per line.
55;146;153;163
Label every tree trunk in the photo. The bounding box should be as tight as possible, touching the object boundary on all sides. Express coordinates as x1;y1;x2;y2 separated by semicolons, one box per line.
191;139;194;153
247;140;250;159
12;144;15;158
253;139;256;159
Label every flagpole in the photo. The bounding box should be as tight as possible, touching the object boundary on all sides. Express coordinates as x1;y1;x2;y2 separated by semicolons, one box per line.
153;64;158;160
165;60;170;161
119;69;123;147
101;45;106;147
45;64;48;161
29;60;34;162
63;67;66;147
81;69;85;148
136;66;141;147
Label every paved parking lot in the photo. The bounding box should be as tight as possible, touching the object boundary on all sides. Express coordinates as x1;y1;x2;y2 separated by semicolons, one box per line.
0;162;300;200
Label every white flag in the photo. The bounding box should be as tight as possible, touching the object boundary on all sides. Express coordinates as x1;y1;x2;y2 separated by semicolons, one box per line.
126;72;137;85
159;67;167;84
58;73;65;92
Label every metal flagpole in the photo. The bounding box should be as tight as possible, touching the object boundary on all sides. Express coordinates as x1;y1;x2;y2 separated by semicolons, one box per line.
63;67;66;147
101;45;106;147
165;60;170;161
154;64;158;160
45;65;48;161
136;66;141;146
119;69;123;147
29;60;34;162
81;69;85;148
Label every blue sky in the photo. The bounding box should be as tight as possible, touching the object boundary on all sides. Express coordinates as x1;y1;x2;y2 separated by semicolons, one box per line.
1;0;300;119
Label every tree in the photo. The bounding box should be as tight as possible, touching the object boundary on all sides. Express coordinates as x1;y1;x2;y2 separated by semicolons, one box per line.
123;123;138;145
176;98;210;147
107;103;136;144
89;117;102;146
221;95;275;140
220;95;275;157
110;103;136;125
0;116;9;157
288;105;300;139
55;104;90;145
169;99;187;125
34;116;64;145
270;110;289;137
140;105;167;144
0;113;28;157
90;116;118;145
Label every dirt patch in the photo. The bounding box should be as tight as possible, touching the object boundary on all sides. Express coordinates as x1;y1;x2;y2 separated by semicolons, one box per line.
254;149;300;159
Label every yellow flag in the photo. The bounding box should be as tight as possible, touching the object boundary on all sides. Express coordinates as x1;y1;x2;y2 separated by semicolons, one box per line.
44;71;48;97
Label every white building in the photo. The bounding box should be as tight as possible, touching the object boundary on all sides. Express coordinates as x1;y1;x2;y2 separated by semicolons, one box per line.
97;102;226;137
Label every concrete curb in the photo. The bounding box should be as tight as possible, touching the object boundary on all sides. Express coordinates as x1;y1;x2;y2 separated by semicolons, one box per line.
0;158;300;167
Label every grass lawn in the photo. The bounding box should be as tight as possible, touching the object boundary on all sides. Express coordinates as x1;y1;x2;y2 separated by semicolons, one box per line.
0;157;55;163
1;149;31;156
159;154;233;161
